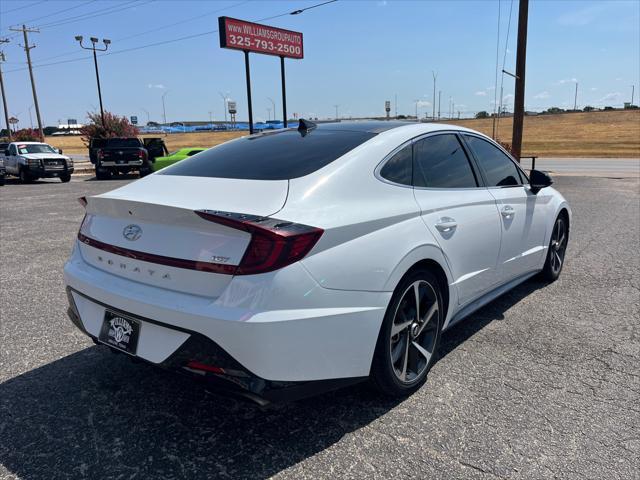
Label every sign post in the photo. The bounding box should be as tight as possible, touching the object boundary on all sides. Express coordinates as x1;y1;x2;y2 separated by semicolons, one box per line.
385;101;391;120
219;16;303;132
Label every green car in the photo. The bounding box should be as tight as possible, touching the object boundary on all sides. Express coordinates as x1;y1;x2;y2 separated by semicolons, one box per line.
153;148;207;171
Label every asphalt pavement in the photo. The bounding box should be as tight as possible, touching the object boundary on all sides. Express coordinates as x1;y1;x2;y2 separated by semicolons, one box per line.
0;175;638;479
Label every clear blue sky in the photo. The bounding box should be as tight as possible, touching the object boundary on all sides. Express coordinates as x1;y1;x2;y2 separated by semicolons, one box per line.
1;0;638;126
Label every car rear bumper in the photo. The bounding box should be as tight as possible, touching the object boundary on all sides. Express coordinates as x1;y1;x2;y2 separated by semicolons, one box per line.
63;240;390;386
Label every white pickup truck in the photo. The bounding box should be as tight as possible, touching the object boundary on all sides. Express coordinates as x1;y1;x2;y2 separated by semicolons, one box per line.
0;141;74;183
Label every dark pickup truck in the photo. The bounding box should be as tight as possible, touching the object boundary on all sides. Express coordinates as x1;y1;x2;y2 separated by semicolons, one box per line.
89;137;167;180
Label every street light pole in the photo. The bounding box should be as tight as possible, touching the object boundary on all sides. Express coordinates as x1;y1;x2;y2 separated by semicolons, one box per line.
75;35;110;125
334;104;339;120
219;92;228;123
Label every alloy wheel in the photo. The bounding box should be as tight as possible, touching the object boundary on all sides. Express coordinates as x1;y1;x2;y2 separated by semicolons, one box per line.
550;217;567;275
390;280;439;384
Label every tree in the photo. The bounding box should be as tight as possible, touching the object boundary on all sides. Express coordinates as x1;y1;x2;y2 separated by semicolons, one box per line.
475;111;490;119
545;107;565;114
583;106;595;112
13;128;40;141
80;111;139;146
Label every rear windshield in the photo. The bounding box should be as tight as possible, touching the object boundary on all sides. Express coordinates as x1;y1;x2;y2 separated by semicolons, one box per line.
160;129;376;180
104;138;141;148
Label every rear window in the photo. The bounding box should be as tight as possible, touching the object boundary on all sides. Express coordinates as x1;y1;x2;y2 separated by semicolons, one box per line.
105;138;141;148
161;129;376;180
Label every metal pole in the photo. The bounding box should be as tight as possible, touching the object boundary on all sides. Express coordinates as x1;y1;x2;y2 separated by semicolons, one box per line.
437;91;441;120
91;47;105;125
0;53;11;140
244;51;254;134
631;85;635;105
511;0;529;161
13;25;44;140
280;56;287;128
432;71;437;120
573;82;578;111
162;93;167;124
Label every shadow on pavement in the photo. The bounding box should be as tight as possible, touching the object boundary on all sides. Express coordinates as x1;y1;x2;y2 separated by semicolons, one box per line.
0;277;547;479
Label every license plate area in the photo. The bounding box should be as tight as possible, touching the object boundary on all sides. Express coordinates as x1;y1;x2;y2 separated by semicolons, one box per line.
98;310;141;355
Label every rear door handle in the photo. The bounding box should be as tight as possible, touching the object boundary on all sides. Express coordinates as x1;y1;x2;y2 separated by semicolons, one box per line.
501;205;515;218
435;217;457;233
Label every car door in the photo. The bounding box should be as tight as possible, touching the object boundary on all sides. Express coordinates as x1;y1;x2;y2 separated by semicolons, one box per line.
7;143;18;174
411;133;502;306
462;134;548;282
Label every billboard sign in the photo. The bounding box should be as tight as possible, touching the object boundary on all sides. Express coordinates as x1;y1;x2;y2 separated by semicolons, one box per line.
219;16;303;60
130;116;138;125
385;101;391;112
228;101;237;114
67;118;78;125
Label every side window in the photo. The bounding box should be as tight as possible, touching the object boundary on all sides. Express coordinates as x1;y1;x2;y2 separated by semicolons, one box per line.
380;144;412;186
9;144;17;156
413;134;478;188
464;135;522;187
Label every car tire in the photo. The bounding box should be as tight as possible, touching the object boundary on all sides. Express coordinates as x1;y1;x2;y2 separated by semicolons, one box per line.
0;177;5;186
540;213;569;282
60;173;71;183
19;168;31;184
95;168;110;180
370;268;444;397
139;165;152;178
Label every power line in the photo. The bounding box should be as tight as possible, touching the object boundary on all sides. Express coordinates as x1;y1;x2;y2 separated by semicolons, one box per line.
491;0;501;138
37;0;149;29
13;0;249;66
7;0;98;30
3;0;340;74
0;0;47;15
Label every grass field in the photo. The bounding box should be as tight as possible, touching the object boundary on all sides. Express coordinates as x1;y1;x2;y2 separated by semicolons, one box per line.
47;110;640;157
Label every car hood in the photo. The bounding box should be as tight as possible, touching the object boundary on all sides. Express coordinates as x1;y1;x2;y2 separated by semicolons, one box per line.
19;152;69;160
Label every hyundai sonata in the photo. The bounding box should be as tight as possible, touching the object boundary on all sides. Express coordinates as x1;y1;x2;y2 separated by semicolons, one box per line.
64;121;570;402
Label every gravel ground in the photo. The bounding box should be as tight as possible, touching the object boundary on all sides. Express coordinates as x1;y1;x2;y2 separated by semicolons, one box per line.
0;175;638;480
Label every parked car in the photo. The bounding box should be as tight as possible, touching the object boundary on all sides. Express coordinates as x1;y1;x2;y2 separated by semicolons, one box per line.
0;155;5;186
0;141;73;183
64;121;570;403
153;148;206;171
89;137;153;180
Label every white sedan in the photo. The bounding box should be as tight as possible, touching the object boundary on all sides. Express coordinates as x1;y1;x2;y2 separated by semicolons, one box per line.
64;121;570;402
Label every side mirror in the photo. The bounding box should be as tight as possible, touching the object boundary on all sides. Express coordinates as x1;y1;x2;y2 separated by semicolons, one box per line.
57;148;63;154
530;169;553;194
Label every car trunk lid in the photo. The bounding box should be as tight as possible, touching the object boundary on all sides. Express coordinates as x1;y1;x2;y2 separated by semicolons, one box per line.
78;175;289;298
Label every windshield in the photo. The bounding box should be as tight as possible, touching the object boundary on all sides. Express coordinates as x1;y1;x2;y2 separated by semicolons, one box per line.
17;144;58;154
105;138;142;148
161;129;376;180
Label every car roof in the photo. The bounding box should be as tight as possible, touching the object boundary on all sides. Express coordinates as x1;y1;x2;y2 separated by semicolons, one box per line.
314;121;414;134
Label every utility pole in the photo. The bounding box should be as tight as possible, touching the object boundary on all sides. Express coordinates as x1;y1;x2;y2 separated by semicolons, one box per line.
573;81;578;110
75;36;110;125
394;93;397;118
438;90;441;120
0;44;11;140
631;85;635;105
414;99;419;121
511;0;529;161
334;104;339;120
432;71;437;120
208;110;213;125
10;25;44;140
162;91;169;124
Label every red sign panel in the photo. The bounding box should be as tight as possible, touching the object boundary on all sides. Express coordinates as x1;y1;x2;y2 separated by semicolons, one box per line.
219;16;304;59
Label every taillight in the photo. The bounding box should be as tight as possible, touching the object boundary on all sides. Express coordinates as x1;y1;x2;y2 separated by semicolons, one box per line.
97;149;104;160
195;210;323;275
138;149;147;160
